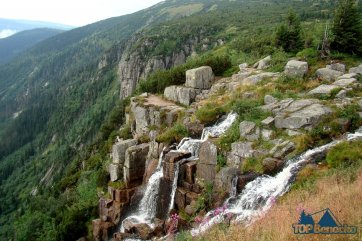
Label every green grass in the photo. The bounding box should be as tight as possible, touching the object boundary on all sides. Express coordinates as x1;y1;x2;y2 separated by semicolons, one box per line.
326;140;362;168
195;103;226;125
156;124;189;144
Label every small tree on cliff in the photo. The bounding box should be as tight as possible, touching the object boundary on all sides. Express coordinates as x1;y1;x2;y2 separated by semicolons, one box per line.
275;10;303;52
331;0;362;54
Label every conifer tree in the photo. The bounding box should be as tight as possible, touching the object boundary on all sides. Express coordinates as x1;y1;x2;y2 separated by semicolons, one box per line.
275;10;303;52
331;0;362;54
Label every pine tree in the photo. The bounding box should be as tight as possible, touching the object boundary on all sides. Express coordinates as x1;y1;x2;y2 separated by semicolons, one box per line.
275;10;303;52
331;0;362;54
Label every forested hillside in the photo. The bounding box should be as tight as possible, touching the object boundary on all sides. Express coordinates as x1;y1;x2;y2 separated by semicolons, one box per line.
0;0;360;240
0;28;64;64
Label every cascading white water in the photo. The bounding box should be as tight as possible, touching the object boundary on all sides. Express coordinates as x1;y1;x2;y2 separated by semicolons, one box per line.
230;176;239;198
120;113;238;233
191;129;362;236
168;113;239;211
120;149;166;232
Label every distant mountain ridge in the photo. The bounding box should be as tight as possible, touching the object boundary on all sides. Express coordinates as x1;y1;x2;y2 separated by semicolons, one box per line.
0;18;73;38
0;28;64;64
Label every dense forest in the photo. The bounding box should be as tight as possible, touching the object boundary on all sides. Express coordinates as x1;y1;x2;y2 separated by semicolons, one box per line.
0;0;361;240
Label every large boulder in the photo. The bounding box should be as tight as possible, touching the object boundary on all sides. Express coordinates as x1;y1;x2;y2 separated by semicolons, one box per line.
274;103;333;130
239;121;260;141
349;64;362;75
112;139;138;165
214;167;240;193
253;56;271;69
196;141;217;182
240;72;280;86
316;68;343;82
185;66;214;89
237;172;259;192
308;84;340;96
227;142;255;167
270;140;296;158
164;86;201;106
262;158;284;175
264;95;277;105
284;60;308;78
327;63;346;73
123;143;150;184
333;78;357;87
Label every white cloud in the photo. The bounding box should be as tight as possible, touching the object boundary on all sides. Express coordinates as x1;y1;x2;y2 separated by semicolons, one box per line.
0;29;17;38
0;0;164;26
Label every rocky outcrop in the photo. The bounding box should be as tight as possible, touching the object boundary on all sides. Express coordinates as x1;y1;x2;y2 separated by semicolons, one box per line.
185;66;214;89
327;63;346;73
262;158;284;175
123;143;150;184
253;56;271;69
262;98;333;130
227;142;255;167
164;86;201;105
308;84;340;96
130;94;184;135
316;68;343;82
284;60;308;78
112;139;138;164
118;35;200;100
239;121;260;141
214;167;240;193
349;64;362;74
196;141;217;182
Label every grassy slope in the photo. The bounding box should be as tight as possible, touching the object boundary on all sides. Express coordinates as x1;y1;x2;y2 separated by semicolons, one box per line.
200;168;362;241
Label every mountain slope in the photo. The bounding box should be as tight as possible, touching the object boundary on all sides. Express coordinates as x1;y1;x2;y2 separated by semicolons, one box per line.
0;28;64;64
0;0;346;240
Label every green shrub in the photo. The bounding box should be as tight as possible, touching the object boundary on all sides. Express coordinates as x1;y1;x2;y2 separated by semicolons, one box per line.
195;103;226;124
216;121;240;151
326;140;362;168
336;104;362;130
136;53;232;94
230;99;269;123
156;124;189;144
217;154;227;168
241;157;263;173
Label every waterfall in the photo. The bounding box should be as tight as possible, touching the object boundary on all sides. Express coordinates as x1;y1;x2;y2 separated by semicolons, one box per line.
191;129;362;236
120;113;238;233
230;176;239;198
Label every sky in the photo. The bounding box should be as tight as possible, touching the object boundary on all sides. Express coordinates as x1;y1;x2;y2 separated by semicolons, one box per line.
1;0;164;27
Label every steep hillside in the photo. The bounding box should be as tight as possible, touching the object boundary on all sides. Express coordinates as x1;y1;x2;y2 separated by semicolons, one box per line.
0;28;64;64
0;0;355;240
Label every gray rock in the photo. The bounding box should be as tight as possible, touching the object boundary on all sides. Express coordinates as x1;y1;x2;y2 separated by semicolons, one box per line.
261;129;274;141
214;167;240;193
239;121;260;141
227;142;254;167
336;89;347;99
109;164;121;182
338;73;357;79
164;86;201;106
316;68;343;82
264;95;277;105
308;84;339;96
112;139;138;165
270;141;296;158
286;129;301;136
124;143;150;183
282;99;319;113
275;104;333;130
284;60;308;78
232;72;252;82
261;116;275;127
239;63;249;70
333;78;357;87
197;141;218;182
185;66;214;89
327;63;346;73
262;158;284;175
349;64;362;75
240;72;280;86
253;56;271;69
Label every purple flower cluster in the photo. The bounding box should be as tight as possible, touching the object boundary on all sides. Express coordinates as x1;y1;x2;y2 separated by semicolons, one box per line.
171;213;179;221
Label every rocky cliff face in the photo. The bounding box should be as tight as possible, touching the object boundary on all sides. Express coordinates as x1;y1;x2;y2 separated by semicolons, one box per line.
117;35;200;99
